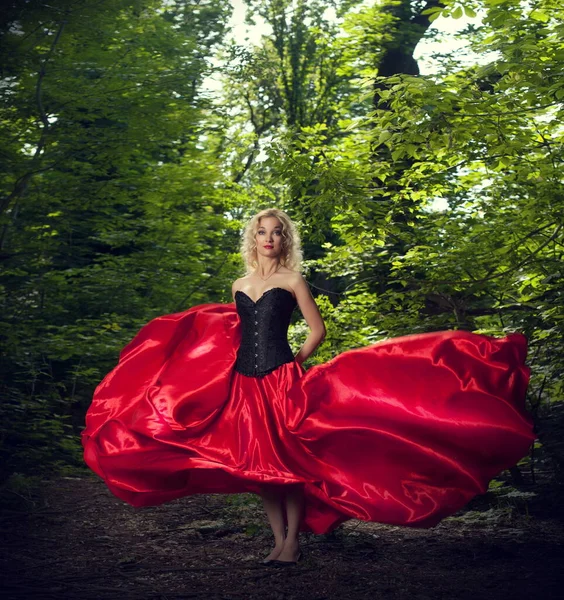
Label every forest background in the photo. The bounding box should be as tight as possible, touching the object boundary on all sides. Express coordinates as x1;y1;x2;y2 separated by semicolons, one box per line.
1;0;563;505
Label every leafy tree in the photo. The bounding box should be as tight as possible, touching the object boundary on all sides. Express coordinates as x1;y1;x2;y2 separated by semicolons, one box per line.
0;0;236;480
222;0;564;472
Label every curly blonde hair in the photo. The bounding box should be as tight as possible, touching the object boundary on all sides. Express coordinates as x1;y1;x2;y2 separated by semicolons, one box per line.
240;208;303;274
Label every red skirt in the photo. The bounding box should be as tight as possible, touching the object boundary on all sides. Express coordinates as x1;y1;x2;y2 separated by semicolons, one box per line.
82;303;536;534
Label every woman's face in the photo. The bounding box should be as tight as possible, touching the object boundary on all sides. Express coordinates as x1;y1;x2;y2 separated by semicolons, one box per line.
255;216;284;260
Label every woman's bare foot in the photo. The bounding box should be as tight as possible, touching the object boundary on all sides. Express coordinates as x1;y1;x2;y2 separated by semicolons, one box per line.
275;536;300;562
263;538;286;562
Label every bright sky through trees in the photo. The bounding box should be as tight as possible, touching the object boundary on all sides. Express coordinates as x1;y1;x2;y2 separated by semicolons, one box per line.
211;2;490;213
225;0;487;76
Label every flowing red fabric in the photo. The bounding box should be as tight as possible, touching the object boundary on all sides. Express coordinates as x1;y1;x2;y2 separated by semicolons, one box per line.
81;302;536;534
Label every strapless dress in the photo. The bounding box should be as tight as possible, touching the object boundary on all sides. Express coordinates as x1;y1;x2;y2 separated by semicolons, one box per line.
81;287;535;534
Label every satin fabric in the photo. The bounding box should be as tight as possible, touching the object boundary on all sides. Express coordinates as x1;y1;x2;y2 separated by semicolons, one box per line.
81;302;536;534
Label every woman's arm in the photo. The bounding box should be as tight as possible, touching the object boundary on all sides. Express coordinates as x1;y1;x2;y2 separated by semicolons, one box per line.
291;274;326;365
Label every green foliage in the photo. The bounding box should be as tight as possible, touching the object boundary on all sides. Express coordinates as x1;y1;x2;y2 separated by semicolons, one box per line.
0;0;238;480
237;0;564;413
3;0;564;489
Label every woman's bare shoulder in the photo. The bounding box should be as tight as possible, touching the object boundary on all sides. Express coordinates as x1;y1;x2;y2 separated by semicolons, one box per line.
281;269;306;291
232;275;251;293
281;268;304;280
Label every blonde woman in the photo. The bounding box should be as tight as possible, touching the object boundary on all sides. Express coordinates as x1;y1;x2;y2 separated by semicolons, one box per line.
82;208;536;568
230;208;325;565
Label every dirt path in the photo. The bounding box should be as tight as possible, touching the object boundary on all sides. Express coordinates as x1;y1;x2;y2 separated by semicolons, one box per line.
1;474;563;600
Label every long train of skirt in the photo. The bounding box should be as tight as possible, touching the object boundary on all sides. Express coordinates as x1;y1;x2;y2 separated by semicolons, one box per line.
82;303;536;534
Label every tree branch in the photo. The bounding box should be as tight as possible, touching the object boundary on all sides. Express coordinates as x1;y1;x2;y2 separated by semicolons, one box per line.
0;17;67;217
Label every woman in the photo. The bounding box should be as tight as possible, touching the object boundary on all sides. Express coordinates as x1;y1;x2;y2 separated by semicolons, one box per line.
82;208;536;568
231;208;326;565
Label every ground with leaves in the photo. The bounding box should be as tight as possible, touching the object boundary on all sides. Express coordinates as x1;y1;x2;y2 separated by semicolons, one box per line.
1;471;563;600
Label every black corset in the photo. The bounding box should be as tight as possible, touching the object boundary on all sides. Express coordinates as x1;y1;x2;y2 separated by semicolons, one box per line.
234;287;297;377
